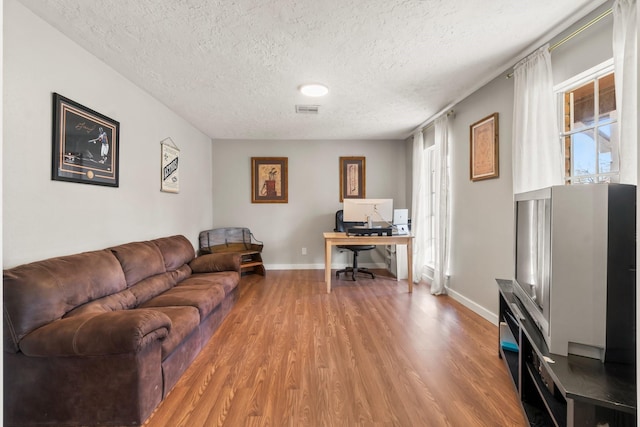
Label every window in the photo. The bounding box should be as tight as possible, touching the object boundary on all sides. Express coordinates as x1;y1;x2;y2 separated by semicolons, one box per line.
556;61;618;184
425;145;436;267
421;123;437;268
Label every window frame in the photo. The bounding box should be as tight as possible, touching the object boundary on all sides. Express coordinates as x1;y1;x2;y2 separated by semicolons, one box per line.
554;59;618;184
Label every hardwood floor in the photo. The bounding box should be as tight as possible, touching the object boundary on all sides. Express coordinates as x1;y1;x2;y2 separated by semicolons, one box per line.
143;270;527;427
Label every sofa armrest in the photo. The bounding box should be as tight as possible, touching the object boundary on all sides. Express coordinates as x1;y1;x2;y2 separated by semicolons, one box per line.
189;252;242;274
18;309;171;357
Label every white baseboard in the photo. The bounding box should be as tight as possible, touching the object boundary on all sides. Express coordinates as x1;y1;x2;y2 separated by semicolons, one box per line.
264;262;386;271
446;287;499;325
265;263;324;270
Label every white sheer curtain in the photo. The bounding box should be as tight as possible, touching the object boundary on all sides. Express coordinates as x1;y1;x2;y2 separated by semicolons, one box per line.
512;45;564;194
613;0;638;185
411;130;427;283
430;115;451;295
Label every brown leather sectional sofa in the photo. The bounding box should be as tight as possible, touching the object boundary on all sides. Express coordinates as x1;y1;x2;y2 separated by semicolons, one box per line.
3;235;242;426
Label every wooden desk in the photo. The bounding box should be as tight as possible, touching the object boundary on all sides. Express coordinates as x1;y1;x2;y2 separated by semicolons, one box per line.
323;232;414;293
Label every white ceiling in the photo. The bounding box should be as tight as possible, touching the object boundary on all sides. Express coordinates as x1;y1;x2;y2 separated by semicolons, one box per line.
18;0;603;140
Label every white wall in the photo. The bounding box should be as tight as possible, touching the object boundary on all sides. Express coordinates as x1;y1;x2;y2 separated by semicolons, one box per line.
3;0;214;267
446;75;515;320
551;4;614;83
210;139;407;269
442;3;614;321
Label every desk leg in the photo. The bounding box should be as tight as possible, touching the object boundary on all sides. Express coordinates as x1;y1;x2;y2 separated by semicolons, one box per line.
406;239;413;293
325;239;332;293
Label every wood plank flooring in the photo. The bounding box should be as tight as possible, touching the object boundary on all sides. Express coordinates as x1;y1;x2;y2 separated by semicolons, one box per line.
143;270;527;427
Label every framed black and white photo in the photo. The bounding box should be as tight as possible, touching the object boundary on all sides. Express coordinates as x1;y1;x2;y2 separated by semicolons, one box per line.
52;93;120;187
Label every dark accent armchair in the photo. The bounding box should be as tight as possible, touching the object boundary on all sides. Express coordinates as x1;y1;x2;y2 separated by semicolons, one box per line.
334;210;375;280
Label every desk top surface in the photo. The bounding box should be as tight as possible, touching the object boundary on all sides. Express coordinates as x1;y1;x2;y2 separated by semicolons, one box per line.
323;232;413;241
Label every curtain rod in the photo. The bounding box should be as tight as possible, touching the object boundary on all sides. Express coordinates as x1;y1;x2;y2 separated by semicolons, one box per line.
419;110;455;133
550;8;612;51
506;8;612;78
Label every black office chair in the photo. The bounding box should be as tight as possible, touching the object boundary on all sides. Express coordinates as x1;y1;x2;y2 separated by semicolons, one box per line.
334;210;376;281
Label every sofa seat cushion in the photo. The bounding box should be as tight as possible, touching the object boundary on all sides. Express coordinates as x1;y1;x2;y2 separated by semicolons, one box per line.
139;284;225;320
183;271;240;296
19;309;171;357
144;306;199;359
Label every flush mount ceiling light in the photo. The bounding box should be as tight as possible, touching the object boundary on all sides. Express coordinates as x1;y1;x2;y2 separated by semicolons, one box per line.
299;83;329;97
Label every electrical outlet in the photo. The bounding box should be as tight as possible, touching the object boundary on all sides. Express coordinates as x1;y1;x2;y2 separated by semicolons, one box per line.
301;247;307;255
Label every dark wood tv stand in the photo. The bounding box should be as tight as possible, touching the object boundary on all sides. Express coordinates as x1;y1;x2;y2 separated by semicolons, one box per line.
496;279;636;426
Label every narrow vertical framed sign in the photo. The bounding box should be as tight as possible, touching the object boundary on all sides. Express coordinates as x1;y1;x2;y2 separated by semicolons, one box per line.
161;137;180;193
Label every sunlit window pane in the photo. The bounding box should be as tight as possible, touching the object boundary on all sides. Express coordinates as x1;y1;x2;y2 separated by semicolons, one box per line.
424;146;436;266
571;81;595;129
598;123;615;173
598;73;616;123
572;130;596;176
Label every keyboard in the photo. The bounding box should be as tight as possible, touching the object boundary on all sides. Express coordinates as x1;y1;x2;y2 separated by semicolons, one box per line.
346;227;393;236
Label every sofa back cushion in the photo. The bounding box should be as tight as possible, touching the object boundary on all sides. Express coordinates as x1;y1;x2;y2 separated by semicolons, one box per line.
152;235;195;272
110;241;166;287
64;289;137;317
128;273;176;306
3;249;126;352
66;270;177;318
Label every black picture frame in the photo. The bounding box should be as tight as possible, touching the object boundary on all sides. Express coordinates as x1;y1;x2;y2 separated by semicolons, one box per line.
52;93;120;187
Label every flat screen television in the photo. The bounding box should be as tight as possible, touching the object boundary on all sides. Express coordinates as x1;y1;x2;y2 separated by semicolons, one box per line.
512;184;636;363
343;198;393;227
514;192;551;341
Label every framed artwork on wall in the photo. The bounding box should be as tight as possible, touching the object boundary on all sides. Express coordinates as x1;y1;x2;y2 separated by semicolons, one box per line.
160;137;180;193
339;156;366;201
470;112;499;181
251;157;288;203
51;93;120;187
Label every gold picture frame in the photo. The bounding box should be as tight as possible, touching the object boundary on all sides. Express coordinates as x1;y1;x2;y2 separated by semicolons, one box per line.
251;157;288;203
339;156;366;202
470;113;499;181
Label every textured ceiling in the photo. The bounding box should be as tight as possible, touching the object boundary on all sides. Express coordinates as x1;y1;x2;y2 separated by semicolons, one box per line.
18;0;603;140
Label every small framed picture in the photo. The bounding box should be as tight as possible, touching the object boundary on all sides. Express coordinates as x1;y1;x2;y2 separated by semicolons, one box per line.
339;156;366;201
470;113;499;181
251;157;288;203
52;93;120;187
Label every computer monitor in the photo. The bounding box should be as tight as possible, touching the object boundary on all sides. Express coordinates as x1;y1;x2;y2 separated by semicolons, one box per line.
343;198;393;227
